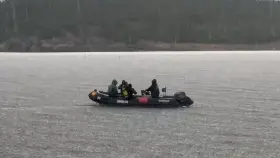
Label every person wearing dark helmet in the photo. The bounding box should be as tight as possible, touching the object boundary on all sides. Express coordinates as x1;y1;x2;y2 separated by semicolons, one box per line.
118;80;128;98
108;79;118;97
127;83;137;100
145;79;160;98
118;80;128;91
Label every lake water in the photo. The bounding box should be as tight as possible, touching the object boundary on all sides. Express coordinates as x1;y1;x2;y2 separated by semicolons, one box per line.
1;51;280;158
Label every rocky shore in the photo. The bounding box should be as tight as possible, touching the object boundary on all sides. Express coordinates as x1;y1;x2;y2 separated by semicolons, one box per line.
1;33;280;52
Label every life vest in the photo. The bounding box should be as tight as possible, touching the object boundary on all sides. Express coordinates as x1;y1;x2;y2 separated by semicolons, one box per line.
121;87;128;97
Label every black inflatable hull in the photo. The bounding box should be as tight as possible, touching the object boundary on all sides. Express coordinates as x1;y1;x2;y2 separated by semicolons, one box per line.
88;90;194;108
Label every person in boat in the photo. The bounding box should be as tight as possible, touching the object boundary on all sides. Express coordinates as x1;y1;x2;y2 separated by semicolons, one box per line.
145;79;160;98
107;79;118;97
118;80;128;91
127;83;137;100
118;80;129;99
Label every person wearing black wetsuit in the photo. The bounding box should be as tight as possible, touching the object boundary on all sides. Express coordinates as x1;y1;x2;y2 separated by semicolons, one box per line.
127;83;137;100
118;80;128;98
118;80;126;89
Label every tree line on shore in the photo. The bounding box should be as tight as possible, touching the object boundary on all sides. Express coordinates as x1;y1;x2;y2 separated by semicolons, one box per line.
1;0;280;44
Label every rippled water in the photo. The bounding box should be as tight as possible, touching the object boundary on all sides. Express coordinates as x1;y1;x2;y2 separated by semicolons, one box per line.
1;52;280;158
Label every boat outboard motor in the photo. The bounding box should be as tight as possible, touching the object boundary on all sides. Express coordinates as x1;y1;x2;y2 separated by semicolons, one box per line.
174;92;193;106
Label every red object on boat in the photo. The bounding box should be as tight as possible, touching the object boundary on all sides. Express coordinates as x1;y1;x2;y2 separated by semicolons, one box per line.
138;97;149;104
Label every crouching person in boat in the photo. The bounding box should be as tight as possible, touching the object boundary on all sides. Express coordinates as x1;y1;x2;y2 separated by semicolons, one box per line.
127;83;137;100
145;79;160;98
108;79;118;97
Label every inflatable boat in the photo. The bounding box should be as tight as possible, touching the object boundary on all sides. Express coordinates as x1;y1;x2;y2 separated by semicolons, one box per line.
88;88;194;108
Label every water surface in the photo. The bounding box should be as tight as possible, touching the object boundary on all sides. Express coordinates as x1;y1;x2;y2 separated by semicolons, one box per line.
1;52;280;158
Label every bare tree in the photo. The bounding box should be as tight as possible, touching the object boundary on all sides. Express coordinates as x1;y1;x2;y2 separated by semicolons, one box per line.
10;0;18;33
77;0;81;14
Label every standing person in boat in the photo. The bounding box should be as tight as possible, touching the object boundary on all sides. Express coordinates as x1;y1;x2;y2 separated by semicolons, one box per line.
107;79;118;97
127;83;137;100
145;79;160;98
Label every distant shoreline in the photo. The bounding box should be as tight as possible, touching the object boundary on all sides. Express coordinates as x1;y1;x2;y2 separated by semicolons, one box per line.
1;36;280;52
1;51;280;55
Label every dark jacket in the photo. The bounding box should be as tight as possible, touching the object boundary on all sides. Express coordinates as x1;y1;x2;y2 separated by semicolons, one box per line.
146;83;160;98
108;80;118;97
127;85;137;100
118;83;126;91
118;81;128;91
118;84;122;90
